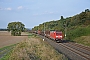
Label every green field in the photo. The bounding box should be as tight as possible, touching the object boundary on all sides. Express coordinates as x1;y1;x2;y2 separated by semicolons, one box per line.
0;44;16;60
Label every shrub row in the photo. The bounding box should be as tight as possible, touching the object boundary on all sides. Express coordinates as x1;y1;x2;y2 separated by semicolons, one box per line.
67;25;90;40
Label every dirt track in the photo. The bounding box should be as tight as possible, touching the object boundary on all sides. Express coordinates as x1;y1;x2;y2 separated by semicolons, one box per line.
0;31;28;48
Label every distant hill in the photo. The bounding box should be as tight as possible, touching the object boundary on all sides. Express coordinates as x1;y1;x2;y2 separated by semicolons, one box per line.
32;9;90;40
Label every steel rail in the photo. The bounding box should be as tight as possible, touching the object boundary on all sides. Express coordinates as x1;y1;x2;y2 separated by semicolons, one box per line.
59;43;90;60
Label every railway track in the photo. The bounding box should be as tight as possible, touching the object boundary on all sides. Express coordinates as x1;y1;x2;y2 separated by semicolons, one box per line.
59;43;90;60
38;34;90;60
62;42;90;56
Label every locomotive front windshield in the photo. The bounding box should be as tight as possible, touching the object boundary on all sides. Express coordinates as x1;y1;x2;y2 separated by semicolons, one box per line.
56;32;62;35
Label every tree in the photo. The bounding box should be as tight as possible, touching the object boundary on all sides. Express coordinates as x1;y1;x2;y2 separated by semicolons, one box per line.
61;16;64;20
7;22;25;36
85;9;90;12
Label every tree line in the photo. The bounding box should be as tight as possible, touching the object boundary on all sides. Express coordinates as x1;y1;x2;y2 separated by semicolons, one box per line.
32;9;90;31
0;29;7;31
32;9;90;40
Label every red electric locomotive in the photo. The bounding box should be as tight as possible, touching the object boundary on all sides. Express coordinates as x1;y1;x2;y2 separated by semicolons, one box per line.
50;31;63;42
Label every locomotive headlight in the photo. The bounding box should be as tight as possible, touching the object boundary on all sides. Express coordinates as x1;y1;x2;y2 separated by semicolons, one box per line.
56;36;58;37
60;36;62;38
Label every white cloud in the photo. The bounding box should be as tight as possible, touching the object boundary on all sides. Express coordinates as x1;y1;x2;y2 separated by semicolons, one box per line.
33;11;55;16
49;12;54;14
33;13;39;16
17;6;23;10
5;8;12;10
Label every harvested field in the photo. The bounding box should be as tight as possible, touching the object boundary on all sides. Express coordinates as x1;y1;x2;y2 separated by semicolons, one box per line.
0;31;28;48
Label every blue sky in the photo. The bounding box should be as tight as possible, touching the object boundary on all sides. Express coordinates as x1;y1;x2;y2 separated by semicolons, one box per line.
0;0;90;28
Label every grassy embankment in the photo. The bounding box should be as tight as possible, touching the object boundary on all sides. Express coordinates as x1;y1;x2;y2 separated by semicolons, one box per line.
67;25;90;46
9;33;63;60
1;33;64;60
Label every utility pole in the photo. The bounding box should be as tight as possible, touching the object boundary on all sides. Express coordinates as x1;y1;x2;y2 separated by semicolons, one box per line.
65;21;67;40
43;22;45;41
49;23;50;31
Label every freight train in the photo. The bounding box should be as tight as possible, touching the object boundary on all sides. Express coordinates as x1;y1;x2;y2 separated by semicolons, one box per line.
36;30;64;42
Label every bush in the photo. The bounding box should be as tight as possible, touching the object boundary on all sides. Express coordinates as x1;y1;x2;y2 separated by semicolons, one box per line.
67;26;90;40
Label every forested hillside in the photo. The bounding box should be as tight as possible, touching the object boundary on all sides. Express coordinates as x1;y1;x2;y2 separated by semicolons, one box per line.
32;9;90;40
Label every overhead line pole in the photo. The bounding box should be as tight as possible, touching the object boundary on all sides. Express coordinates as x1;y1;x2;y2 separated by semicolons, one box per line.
65;20;67;40
43;22;45;41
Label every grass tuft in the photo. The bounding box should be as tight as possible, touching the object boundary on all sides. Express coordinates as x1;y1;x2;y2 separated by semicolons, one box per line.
74;36;90;46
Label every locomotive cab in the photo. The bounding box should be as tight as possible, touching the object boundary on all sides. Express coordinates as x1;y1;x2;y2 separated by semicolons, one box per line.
56;32;63;40
50;31;63;42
